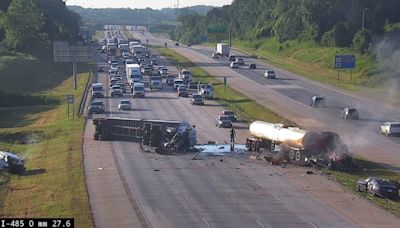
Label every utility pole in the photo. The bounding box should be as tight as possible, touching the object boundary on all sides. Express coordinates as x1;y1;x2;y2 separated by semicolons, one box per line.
362;8;369;30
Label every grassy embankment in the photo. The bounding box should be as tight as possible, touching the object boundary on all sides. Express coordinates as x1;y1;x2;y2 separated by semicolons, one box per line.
157;47;400;217
227;39;399;102
155;47;292;125
0;54;93;227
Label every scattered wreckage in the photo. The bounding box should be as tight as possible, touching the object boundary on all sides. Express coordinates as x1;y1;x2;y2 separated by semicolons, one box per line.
93;117;196;153
246;121;355;171
0;151;25;174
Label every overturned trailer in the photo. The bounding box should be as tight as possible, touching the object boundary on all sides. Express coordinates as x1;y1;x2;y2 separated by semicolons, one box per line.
93;117;196;153
246;121;353;170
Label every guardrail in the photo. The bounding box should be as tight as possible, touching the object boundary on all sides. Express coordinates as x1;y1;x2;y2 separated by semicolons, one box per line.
77;70;94;117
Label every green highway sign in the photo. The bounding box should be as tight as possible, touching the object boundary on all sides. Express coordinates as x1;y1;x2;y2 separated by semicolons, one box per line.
207;27;227;41
207;27;226;33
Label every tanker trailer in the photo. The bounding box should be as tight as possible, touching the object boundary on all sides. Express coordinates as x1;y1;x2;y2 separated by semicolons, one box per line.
246;121;348;164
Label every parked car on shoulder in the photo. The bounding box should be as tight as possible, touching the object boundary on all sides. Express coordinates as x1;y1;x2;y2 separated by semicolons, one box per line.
88;100;105;114
264;70;276;79
357;177;399;199
216;115;233;128
341;107;359;120
380;122;400;136
191;94;204;105
118;99;131;110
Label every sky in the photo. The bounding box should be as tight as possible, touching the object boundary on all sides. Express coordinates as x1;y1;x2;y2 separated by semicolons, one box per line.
66;0;233;10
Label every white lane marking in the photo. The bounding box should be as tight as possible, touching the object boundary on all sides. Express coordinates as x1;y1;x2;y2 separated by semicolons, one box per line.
202;218;212;228
264;84;300;89
308;222;318;228
256;219;266;228
230;195;238;202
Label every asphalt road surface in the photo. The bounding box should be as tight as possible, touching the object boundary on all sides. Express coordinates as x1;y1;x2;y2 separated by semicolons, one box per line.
82;27;400;228
129;29;400;173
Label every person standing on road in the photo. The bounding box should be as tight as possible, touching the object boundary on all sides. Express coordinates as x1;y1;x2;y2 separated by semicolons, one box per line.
230;127;236;144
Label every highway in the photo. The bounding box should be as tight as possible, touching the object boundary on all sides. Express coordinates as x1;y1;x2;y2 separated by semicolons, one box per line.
81;27;400;228
130;28;400;172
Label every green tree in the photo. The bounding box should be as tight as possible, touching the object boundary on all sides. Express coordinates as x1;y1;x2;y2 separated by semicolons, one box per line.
2;0;48;52
352;29;371;53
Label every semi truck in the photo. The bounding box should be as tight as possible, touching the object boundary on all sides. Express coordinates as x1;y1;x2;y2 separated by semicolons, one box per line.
93;117;196;153
216;43;230;57
246;121;351;168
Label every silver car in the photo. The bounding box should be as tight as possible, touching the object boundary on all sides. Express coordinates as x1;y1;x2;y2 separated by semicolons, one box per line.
118;99;131;110
380;122;400;136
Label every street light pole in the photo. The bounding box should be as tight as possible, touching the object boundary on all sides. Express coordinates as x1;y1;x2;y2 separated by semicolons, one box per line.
362;8;369;30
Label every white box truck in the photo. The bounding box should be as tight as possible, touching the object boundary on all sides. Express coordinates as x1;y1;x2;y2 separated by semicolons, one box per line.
126;63;142;85
216;43;230;57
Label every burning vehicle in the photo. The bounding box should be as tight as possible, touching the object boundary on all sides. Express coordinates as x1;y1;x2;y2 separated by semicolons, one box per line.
246;121;354;171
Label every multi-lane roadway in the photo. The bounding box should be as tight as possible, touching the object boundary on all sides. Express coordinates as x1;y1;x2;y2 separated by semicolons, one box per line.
82;26;400;228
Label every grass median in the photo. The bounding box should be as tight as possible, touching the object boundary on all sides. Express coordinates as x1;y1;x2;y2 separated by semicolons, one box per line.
0;56;93;227
156;47;400;217
155;47;293;125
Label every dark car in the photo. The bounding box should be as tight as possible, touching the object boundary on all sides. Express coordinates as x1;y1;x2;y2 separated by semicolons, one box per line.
221;110;237;122
248;63;256;69
187;43;192;47
191;94;204;105
341;107;359;120
177;85;189;97
88;100;105;114
310;96;325;108
175;42;179;46
228;55;236;62
187;81;198;89
357;177;399;199
216;115;233;128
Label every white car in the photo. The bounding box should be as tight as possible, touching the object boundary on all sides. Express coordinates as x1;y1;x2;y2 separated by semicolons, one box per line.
264;70;276;79
380;122;400;136
173;78;184;90
118;99;131;110
230;62;239;68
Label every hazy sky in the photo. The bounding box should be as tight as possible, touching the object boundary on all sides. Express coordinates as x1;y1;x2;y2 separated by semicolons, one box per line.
67;0;233;9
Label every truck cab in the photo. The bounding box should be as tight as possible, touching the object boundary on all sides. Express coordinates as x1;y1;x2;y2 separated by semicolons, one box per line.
198;83;214;99
179;69;192;83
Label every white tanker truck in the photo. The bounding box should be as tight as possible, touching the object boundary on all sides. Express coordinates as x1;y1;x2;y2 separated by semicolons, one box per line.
246;121;350;165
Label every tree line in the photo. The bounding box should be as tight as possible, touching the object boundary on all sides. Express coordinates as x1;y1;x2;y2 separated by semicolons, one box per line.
170;0;400;53
68;5;214;26
0;0;81;55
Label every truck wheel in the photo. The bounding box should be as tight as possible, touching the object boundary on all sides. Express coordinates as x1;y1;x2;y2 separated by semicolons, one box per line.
289;150;295;161
295;151;302;161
